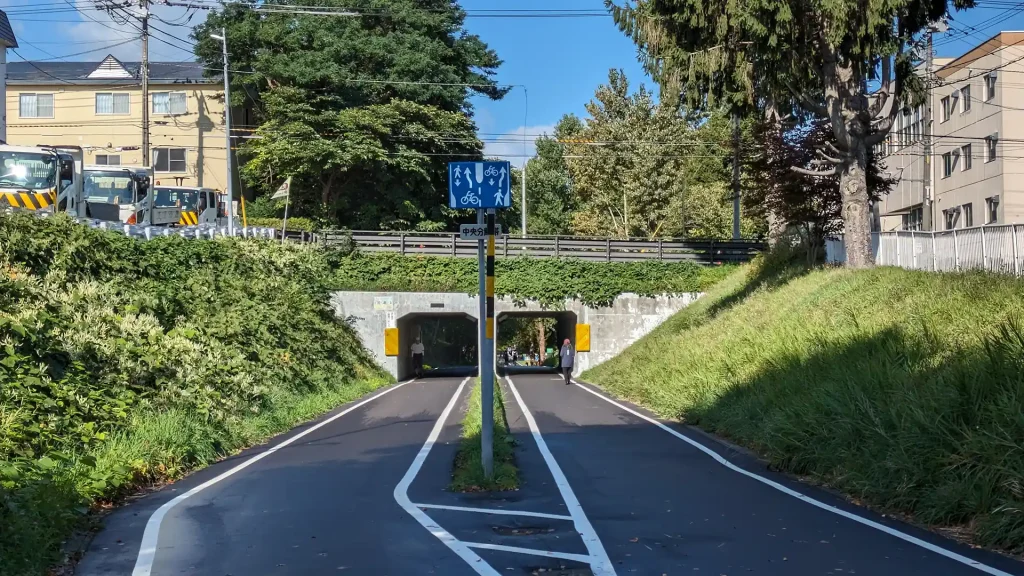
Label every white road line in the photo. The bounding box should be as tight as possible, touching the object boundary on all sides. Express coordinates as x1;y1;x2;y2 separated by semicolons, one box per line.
463;542;595;564
394;378;502;576
571;380;1017;576
505;377;616;576
414;503;574;521
132;379;420;576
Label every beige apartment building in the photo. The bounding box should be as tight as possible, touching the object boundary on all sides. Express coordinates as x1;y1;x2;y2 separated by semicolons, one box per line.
5;55;234;191
877;32;1024;231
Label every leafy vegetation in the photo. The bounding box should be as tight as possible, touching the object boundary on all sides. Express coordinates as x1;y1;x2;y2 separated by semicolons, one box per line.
193;0;507;230
585;258;1024;552
330;252;735;307
0;213;389;575
450;379;517;492
245;217;318;232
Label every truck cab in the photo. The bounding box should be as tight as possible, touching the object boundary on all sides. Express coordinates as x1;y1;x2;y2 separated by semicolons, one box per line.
0;145;80;215
153;185;220;226
81;165;177;226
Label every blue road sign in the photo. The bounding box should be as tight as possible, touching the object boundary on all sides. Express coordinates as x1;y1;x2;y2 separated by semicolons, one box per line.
448;161;512;209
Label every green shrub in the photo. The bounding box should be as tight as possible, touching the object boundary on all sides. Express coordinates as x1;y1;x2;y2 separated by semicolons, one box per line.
450;379;517;492
331;252;733;307
585;264;1024;553
0;213;387;575
246;217;317;232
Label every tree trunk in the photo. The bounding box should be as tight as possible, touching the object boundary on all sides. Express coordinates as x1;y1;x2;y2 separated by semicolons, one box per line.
840;141;873;268
536;320;546;362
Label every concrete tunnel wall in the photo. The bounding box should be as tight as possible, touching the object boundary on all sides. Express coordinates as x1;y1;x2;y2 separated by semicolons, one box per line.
329;291;703;380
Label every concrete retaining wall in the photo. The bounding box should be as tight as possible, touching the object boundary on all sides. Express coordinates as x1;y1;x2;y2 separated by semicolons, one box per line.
330;291;701;379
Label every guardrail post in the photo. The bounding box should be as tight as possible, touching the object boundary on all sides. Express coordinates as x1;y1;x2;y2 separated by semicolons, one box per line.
554;235;560;257
605;238;611;262
400;233;406;255
709;239;716;265
1013;224;1021;276
981;226;988;271
953;229;959;271
451;233;457;256
658;238;664;261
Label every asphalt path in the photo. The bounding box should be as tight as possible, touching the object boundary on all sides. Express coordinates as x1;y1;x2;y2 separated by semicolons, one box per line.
76;378;482;576
506;373;1024;576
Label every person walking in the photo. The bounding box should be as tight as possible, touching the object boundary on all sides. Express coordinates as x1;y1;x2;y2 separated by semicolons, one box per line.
559;339;574;385
411;337;425;379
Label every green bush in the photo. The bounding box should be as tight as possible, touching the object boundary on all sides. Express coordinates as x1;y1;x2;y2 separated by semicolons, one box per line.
331;252;733;307
0;213;387;575
246;217;317;232
585;262;1024;553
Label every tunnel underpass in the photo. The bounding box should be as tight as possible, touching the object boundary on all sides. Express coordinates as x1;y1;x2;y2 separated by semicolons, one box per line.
396;313;478;380
496;310;577;376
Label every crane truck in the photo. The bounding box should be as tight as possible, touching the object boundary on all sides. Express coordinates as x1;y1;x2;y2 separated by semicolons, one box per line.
0;144;83;216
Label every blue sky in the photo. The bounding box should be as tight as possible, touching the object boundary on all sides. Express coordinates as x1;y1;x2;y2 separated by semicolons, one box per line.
2;0;1021;165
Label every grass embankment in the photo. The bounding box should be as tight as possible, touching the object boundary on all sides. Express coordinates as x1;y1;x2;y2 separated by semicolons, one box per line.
585;258;1024;553
331;252;734;306
0;214;389;576
451;379;518;492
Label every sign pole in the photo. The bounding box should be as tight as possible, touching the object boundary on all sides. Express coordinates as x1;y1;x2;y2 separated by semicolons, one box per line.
481;208;496;479
477;207;486;385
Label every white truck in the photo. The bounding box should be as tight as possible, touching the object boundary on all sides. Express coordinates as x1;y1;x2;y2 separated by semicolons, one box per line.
153;185;222;226
0;144;84;216
82;165;182;226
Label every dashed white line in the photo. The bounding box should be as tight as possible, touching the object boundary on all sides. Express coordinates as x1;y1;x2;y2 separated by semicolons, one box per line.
505;377;616;576
393;377;502;576
132;379;420;576
463;542;595;564
571;380;1017;576
414;503;573;521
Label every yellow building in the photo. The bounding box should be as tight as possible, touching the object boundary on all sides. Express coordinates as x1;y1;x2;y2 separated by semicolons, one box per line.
6;54;235;192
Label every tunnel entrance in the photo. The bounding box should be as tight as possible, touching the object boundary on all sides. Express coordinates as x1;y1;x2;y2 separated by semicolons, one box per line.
397;313;478;380
495;311;578;376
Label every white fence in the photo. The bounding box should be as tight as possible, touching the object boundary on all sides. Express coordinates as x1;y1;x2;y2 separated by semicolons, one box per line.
826;224;1024;274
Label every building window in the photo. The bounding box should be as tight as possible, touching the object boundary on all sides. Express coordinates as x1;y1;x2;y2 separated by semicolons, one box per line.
902;207;924;231
942;151;953;177
19;93;54;118
963;203;974;228
152;148;187;173
987;196;1000;224
152;91;187;115
985;135;997;162
986;73;997;101
94;154;121;166
95;93;130;115
940;96;951;122
961;144;972;171
945;209;957;230
961;85;971;113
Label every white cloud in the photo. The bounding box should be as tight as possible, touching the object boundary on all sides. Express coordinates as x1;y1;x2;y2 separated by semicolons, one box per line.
483;124;557;168
58;2;205;62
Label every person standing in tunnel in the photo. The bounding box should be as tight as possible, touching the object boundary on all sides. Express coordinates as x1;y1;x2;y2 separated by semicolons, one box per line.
411;337;425;379
560;339;574;385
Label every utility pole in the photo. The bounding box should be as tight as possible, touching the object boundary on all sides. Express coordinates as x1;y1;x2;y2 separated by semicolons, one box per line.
140;0;150;169
521;159;527;237
732;113;741;239
211;28;236;236
924;30;934;231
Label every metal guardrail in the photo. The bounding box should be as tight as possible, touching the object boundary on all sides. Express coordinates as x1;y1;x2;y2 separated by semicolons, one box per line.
826;224;1024;275
324;231;766;264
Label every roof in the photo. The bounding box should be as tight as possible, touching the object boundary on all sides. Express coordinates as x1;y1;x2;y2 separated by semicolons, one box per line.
0;11;17;49
7;56;217;85
937;31;1024;79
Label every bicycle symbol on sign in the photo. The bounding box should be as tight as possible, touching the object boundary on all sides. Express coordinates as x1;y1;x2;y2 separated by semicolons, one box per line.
484;166;500;177
461;190;481;206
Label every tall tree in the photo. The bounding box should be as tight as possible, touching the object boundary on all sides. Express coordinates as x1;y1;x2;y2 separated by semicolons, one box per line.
192;0;508;229
608;0;965;266
520;115;582;236
744;120;895;262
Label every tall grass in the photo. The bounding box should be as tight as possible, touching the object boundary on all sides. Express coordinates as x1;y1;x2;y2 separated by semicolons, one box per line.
585;261;1024;552
451;379;518;492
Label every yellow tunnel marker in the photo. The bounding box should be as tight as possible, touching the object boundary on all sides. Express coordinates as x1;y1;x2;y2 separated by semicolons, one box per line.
384;327;399;357
576;324;591;352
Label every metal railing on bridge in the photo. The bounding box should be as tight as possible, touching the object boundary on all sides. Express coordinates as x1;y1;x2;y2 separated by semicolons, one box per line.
322;231;766;264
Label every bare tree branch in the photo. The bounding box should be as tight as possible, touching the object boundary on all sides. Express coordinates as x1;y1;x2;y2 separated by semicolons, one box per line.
815;148;842;163
792;165;841;177
824;141;845;158
785;80;828;118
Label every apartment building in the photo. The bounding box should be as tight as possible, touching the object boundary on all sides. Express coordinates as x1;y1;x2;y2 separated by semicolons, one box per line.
877;32;1024;231
5;55;233;190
